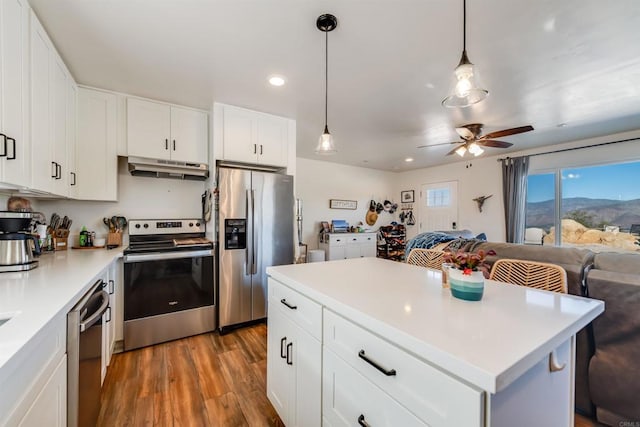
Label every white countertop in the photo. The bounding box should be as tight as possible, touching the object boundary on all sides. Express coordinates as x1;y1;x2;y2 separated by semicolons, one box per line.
267;257;604;393
0;248;123;378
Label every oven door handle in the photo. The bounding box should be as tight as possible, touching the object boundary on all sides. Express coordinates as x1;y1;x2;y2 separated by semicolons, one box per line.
123;249;214;263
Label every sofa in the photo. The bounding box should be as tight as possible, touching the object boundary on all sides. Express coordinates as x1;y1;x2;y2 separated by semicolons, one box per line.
458;241;639;425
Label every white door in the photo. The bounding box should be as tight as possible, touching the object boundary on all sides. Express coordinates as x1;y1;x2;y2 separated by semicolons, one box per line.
0;0;30;187
256;113;287;167
222;105;257;164
169;106;207;163
127;98;170;160
419;181;459;232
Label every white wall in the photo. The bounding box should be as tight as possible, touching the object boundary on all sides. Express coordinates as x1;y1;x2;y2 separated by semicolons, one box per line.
34;157;205;243
394;129;640;243
296;158;396;249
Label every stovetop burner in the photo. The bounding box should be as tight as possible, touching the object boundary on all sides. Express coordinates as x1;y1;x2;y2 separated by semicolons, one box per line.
124;218;212;255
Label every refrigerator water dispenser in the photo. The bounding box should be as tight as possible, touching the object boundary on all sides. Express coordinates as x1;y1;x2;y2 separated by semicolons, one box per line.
225;219;246;249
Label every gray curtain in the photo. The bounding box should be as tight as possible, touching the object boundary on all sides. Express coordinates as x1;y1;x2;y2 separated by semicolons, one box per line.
501;156;530;243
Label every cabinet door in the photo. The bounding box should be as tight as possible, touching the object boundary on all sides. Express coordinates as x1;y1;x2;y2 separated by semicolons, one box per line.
291;322;322;427
76;88;117;201
18;355;67;427
222;105;257;164
50;56;68;196
127;98;170;160
0;0;30;187
360;235;377;258
66;83;78;198
107;264;117;364
267;307;292;425
328;245;346;261
345;239;361;259
256;113;288;167
169;106;208;163
30;12;53;193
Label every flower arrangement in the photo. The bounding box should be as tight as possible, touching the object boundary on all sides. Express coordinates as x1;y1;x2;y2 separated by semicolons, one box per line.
443;249;496;278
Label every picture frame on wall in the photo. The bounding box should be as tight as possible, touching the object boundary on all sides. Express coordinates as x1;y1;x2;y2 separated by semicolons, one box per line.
401;190;415;203
329;199;357;210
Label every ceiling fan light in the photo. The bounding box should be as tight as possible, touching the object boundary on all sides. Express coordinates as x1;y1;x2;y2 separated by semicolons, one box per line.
315;128;336;154
455;146;467;157
468;142;484;156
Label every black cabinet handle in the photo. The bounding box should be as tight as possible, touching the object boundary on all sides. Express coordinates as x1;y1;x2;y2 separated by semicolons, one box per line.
357;415;370;427
105;306;111;323
358;349;396;376
0;133;6;157
286;342;293;365
51;162;57;178
253;144;257;154
70;172;76;186
165;138;168;150
7;137;15;160
56;163;62;179
108;279;114;294
173;139;176;151
280;337;287;358
260;144;263;155
280;298;297;310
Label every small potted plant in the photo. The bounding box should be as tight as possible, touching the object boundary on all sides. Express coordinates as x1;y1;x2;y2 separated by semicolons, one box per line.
443;249;496;301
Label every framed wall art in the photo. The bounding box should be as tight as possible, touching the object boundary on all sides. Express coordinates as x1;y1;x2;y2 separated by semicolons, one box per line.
329;199;357;210
401;190;415;203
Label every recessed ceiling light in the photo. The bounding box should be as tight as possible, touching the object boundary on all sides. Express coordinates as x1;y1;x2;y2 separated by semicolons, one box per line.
268;75;286;86
557;122;567;127
405;157;414;162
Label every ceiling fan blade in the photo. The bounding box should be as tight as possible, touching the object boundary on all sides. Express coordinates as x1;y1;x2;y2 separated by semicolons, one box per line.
455;127;475;140
417;142;460;149
446;145;463;156
478;140;513;148
480;125;534;140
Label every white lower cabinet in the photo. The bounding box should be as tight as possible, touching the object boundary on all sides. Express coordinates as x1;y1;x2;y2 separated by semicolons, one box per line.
320;233;377;261
322;349;426;427
267;280;322;426
17;355;67;427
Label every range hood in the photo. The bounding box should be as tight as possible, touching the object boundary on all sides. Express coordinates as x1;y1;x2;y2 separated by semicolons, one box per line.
128;157;209;181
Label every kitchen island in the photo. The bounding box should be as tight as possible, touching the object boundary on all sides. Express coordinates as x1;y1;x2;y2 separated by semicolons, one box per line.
266;257;604;427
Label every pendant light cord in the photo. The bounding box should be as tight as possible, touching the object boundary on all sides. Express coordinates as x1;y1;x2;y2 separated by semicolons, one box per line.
462;0;466;53
325;29;329;130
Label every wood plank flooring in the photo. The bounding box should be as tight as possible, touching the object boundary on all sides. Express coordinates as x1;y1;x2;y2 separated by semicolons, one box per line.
99;323;601;426
98;323;284;427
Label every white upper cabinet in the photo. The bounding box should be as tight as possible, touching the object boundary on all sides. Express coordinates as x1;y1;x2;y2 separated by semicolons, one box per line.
76;87;117;201
0;0;30;188
170;106;208;163
66;83;77;198
30;9;75;197
220;104;290;167
127;98;208;164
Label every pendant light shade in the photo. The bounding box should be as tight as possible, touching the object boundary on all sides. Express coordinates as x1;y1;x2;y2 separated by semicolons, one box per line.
442;0;488;108
315;14;338;154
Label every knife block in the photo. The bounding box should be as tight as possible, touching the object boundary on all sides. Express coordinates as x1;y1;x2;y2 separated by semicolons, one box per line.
107;232;122;247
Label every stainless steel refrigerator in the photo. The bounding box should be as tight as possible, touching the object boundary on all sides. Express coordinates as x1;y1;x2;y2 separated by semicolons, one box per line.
217;167;294;332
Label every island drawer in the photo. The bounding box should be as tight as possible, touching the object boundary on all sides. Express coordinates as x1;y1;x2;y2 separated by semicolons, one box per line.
268;278;322;340
323;347;427;427
323;309;483;427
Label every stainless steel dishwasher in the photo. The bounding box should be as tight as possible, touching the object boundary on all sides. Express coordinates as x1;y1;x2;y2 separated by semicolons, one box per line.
67;278;109;427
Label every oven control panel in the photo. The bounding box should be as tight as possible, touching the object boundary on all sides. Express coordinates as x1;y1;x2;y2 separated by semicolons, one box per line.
129;219;205;235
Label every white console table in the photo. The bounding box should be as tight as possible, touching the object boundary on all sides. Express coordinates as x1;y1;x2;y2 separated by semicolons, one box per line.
318;232;376;261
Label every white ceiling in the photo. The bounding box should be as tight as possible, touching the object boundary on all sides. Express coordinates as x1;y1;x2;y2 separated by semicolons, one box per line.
29;0;640;171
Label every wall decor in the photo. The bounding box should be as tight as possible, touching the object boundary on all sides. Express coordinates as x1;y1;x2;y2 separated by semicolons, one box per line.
401;190;415;203
472;194;492;212
329;199;357;210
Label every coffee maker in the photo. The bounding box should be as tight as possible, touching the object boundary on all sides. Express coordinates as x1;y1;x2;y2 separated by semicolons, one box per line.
0;211;41;272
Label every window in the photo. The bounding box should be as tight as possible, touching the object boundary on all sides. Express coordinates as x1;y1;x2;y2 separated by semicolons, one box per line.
526;161;640;252
426;188;451;207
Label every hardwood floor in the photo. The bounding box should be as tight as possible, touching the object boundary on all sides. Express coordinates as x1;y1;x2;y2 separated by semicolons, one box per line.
98;323;284;427
99;323;601;426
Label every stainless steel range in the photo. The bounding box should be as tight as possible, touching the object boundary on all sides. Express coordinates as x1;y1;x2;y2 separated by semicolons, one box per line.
123;218;216;351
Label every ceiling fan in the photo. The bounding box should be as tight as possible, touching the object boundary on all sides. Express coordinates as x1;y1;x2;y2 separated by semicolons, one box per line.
418;123;534;156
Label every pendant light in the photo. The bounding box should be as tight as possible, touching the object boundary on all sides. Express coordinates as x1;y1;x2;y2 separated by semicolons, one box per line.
315;14;338;154
442;0;488;108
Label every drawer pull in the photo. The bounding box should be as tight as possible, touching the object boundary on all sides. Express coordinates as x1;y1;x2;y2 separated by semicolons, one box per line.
357;414;370;427
358;349;396;376
280;337;287;358
548;350;566;372
280;298;298;310
286;342;293;365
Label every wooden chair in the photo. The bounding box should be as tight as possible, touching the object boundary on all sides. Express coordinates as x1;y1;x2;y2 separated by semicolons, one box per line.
406;248;445;271
489;259;568;294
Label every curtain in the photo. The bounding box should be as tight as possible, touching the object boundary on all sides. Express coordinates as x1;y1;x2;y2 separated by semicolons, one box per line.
501;156;530;243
